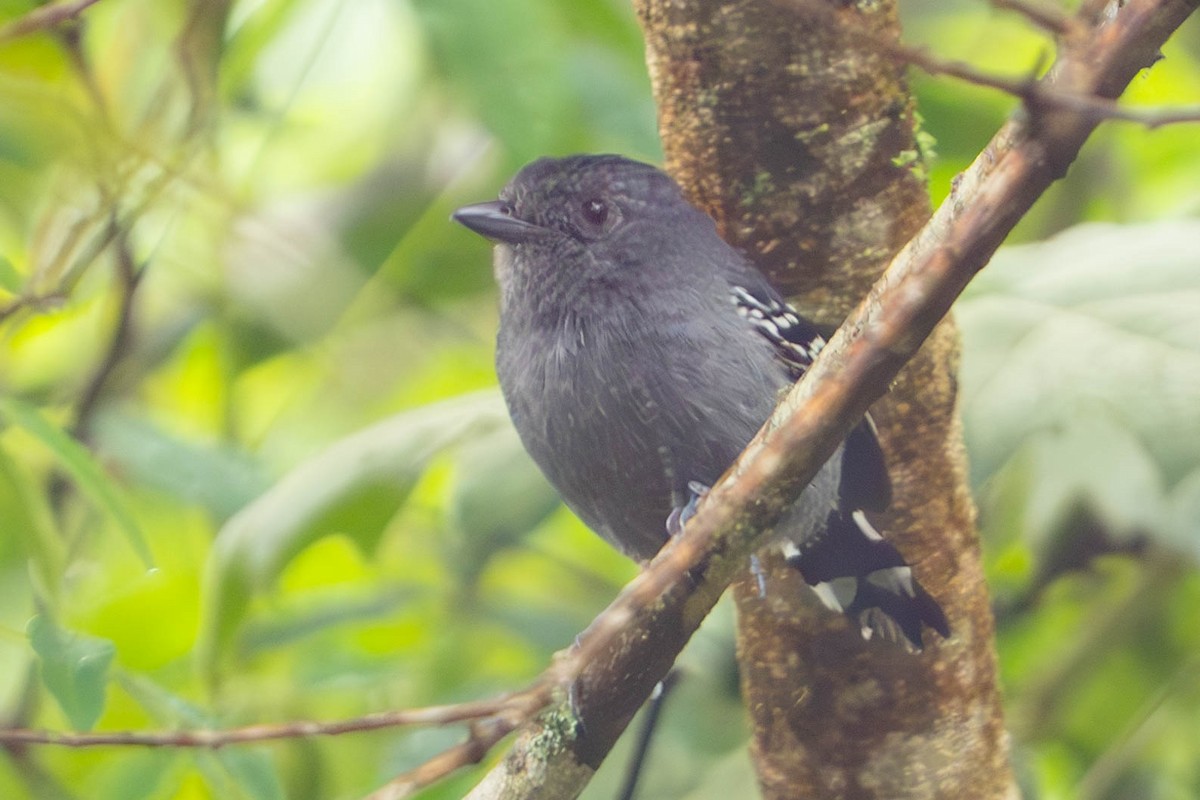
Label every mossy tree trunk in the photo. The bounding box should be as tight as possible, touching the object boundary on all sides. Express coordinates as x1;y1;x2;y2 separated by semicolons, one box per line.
633;2;1016;797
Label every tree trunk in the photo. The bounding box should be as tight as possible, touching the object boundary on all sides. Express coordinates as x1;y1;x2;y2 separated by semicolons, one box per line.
633;1;1016;797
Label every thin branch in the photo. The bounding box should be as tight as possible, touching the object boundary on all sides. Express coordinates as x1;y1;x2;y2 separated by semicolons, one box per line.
0;685;559;800
991;0;1075;35
363;709;546;800
889;38;1200;128
796;0;1200;128
0;152;200;328
55;12;114;130
0;0;104;44
0;293;67;324
71;219;141;438
366;736;489;800
0;690;544;749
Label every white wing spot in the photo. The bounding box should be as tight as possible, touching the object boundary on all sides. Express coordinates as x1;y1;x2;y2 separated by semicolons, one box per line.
852;510;884;541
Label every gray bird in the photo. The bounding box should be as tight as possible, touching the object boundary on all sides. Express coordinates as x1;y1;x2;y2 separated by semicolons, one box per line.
453;154;948;648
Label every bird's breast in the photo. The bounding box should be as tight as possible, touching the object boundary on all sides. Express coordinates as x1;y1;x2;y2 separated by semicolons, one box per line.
496;306;786;559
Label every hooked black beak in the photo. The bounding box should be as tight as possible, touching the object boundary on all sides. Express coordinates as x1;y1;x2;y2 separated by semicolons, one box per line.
451;201;543;245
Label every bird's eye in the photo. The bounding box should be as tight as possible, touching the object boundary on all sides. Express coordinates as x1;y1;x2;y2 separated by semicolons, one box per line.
581;198;608;226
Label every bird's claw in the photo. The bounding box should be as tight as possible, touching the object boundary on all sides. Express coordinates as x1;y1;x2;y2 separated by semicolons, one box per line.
665;481;711;537
749;554;768;599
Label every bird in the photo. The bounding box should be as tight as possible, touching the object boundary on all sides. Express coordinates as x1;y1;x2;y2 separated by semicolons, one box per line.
452;154;948;649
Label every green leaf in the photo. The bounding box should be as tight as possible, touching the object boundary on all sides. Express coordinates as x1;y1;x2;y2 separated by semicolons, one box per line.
0;396;153;568
676;749;755;800
959;220;1200;549
1166;468;1200;561
0;443;64;595
119;672;212;728
447;425;560;583
114;672;285;797
0;254;20;292
412;0;579;161
90;410;270;523
1019;407;1165;548
28;615;115;731
198;390;510;676
200;749;285;800
95;750;175;800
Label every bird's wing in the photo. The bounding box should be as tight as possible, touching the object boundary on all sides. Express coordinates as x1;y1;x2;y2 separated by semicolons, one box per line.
729;277;892;511
729;282;825;381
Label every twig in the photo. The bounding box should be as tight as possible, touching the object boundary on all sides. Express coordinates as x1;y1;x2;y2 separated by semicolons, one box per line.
991;0;1075;35
0;0;104;44
71;219;141;438
363;703;548;800
0;149;198;329
55;10;114;132
0;690;543;749
889;37;1200;128
0;500;736;793
0;293;67;324
795;0;1200;128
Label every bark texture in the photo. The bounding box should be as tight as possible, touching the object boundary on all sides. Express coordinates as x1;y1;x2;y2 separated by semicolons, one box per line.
633;1;1013;797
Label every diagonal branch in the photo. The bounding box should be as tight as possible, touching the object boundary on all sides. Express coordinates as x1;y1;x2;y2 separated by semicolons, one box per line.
459;0;1198;797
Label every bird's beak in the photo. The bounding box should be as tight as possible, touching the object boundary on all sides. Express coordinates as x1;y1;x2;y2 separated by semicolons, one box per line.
451;201;543;245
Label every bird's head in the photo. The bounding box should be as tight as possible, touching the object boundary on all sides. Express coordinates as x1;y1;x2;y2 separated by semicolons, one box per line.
452;154;687;250
452;154;735;327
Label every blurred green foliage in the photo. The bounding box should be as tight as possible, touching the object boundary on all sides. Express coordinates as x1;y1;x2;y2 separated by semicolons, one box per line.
0;1;1197;798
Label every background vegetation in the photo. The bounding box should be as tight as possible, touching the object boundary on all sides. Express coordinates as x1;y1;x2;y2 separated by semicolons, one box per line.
0;1;1197;798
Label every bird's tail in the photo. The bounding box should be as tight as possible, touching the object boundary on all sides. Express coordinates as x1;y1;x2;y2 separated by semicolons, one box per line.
784;510;950;651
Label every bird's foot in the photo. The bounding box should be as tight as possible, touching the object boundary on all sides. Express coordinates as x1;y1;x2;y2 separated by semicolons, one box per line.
749;554;768;599
665;481;710;537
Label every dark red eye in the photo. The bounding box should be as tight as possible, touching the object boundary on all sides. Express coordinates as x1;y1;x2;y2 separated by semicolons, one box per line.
582;198;608;226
